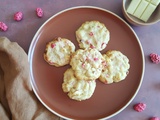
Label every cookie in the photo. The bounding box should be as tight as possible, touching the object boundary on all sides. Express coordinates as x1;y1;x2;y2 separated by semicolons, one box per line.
99;50;130;84
76;21;110;51
44;37;75;67
70;48;106;80
62;68;96;101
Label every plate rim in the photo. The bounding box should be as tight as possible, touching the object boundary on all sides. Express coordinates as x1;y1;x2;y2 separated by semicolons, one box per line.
28;6;145;120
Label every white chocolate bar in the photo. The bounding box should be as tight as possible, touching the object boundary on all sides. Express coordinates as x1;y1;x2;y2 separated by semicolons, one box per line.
127;0;160;22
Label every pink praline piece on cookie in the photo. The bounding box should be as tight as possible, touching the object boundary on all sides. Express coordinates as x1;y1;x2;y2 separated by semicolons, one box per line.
150;117;160;120
14;12;23;21
36;8;44;18
51;43;56;48
0;22;8;31
133;103;146;112
150;53;160;64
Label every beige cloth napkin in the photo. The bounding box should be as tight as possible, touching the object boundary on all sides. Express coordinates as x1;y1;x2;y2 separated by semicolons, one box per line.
0;37;62;120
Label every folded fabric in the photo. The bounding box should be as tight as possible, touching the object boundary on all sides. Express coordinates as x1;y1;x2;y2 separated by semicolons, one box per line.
0;37;62;120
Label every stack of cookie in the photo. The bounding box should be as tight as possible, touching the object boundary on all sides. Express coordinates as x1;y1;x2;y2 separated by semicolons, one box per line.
63;48;106;101
44;21;130;101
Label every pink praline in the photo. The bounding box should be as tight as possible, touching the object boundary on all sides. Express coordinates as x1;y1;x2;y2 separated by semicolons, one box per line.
150;53;160;64
0;22;8;31
14;12;23;21
36;8;44;18
150;117;160;120
133;103;146;112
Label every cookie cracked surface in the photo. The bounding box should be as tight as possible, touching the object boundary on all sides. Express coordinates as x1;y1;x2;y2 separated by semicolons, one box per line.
99;50;130;84
44;37;75;67
62;68;96;101
76;21;110;51
70;48;105;81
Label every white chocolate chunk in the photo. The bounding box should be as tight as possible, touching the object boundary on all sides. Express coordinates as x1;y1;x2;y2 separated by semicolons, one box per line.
140;3;156;22
133;0;149;18
127;0;141;14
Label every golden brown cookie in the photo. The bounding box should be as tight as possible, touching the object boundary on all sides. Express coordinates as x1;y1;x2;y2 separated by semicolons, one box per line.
44;37;75;67
70;48;105;80
76;21;110;51
99;50;130;84
62;68;96;101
